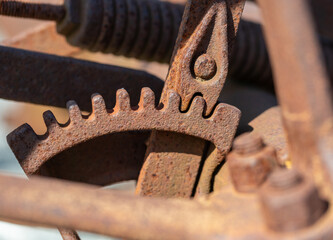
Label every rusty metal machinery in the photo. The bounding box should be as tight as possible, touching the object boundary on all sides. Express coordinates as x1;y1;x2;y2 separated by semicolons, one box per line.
1;0;333;92
0;0;332;239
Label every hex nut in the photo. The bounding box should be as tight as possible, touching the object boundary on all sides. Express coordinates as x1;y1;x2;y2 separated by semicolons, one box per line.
227;133;277;193
259;169;327;232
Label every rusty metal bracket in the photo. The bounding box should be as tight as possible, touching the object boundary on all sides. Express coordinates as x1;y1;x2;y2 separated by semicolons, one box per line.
137;0;244;198
161;0;245;114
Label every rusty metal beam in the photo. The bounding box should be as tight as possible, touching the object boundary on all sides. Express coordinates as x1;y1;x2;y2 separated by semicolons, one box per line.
0;174;232;240
137;0;243;198
0;172;333;239
257;0;333;184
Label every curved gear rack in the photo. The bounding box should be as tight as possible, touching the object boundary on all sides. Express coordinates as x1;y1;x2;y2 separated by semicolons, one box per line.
7;87;240;192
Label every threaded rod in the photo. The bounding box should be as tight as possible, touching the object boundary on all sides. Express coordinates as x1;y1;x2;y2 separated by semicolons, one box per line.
0;0;65;21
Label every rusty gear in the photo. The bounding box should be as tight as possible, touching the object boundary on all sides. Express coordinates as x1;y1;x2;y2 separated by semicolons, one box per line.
8;88;240;191
0;0;332;239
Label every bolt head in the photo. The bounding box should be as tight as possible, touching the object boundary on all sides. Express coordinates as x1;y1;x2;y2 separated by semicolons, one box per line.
194;54;217;80
233;133;264;155
227;146;276;193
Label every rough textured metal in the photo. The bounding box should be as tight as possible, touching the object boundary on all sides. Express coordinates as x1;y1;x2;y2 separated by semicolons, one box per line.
227;133;277;192
194;54;217;80
161;0;245;114
136;131;207;198
7;88;240;187
260;169;327;232
139;0;244;198
0;46;164;110
138;133;208;198
258;0;333;184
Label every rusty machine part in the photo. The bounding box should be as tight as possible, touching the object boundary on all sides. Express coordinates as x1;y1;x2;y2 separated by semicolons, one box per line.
1;0;333;94
0;167;330;239
257;0;333;183
8;88;240;186
161;0;245;114
0;0;332;239
227;133;277;192
139;0;244;200
5;1;243;238
6;0;243;200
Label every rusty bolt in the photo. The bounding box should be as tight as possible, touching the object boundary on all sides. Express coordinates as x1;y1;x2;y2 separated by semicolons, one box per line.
259;169;327;232
194;54;217;80
233;132;264;154
227;133;276;193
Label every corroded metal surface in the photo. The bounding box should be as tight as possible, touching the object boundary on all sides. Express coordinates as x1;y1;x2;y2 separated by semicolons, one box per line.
8;88;240;186
227;133;277;192
161;0;245;114
136;131;206;198
139;0;243;198
0;0;333;239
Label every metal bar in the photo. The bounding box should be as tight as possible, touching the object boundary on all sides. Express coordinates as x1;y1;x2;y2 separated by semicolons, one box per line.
0;0;65;21
257;0;333;183
0;174;223;240
0;46;164;110
161;0;245;114
137;0;243;198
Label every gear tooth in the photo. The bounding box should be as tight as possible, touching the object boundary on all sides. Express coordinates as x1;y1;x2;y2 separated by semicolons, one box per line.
165;89;181;112
6;123;39;163
181;95;193;112
188;96;206;116
139;87;155;110
91;93;107;116
210;103;241;123
43;111;60;131
66;100;82;123
115;88;131;112
209;104;221;122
